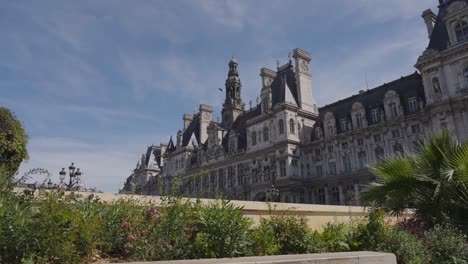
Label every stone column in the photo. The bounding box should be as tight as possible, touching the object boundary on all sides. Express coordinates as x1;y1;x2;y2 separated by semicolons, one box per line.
324;185;330;205
338;184;345;205
353;182;360;206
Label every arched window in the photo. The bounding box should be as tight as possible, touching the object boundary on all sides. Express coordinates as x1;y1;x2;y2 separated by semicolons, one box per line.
263;127;269;141
289;119;295;134
464;66;468;87
455;20;468;43
278;119;284;134
251;131;257;145
432;77;441;95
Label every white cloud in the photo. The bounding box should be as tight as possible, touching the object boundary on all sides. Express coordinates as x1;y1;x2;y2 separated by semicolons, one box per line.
19;136;166;193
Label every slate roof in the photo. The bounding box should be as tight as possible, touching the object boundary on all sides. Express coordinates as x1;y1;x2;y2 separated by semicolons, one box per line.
225;105;262;151
144;146;162;169
315;72;425;133
270;62;299;107
428;0;468;52
182;114;200;147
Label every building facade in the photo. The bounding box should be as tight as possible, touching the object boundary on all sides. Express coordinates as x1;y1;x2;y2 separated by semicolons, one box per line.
122;0;468;205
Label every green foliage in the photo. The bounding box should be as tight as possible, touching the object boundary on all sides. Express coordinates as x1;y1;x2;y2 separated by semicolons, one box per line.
355;208;389;251
0;107;28;185
195;199;252;258
258;213;311;255
424;225;468;263
363;129;468;229
384;228;429;264
320;222;352;252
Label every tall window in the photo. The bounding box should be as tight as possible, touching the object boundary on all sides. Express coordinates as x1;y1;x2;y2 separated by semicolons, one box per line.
371;109;381;123
316;165;323;177
455;20;468;43
343;155;352;173
374;147;385;160
373;134;381;143
251;131;257;145
464;66;468;87
392;129;401;138
263;127;269;141
328;162;336;175
327;121;335;136
279;160;286;177
393;143;404;155
331;186;340;204
432;77;441;95
358;151;367;169
408;97;418;112
289;119;295;134
411;124;421;134
317;188;325;204
389;102;398;118
258;130;262;143
278;119;284;134
314;127;322;140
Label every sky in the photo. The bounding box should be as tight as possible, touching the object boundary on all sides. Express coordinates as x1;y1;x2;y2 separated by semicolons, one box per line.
0;0;438;192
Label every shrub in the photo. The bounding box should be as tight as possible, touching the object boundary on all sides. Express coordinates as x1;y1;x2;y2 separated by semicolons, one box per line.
320;222;353;252
261;213;311;255
384;228;429;264
195;199;252;258
249;219;279;256
355;208;389;251
424;225;468;263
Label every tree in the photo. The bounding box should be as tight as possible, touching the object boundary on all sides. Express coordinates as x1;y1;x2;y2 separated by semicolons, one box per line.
0;107;28;184
362;130;468;229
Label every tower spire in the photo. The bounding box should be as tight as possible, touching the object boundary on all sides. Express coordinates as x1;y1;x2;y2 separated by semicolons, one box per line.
222;57;244;129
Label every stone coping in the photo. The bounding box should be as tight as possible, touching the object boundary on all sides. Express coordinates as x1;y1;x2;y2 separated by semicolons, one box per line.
113;251;396;264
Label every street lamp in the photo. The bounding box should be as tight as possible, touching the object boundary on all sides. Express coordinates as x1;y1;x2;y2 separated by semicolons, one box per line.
266;184;279;202
59;162;83;191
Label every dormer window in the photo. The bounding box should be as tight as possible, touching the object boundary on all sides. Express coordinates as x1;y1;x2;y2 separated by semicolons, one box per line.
355;113;363;128
408;97;418;112
455;20;468;43
340;118;349;132
389;102;398;118
371;109;381;123
432;77;441;95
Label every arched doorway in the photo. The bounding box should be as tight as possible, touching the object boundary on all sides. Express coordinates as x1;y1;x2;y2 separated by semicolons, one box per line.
253;191;266;202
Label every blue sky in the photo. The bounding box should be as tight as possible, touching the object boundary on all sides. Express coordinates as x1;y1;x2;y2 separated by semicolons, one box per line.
1;0;437;192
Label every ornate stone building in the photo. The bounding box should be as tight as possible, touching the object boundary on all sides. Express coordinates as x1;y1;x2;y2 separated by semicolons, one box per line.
122;0;468;205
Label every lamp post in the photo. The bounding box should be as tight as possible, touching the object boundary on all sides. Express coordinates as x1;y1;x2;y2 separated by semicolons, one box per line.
59;162;83;191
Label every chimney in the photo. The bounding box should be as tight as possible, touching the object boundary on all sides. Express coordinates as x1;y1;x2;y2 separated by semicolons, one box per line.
199;104;213;144
176;130;182;148
422;9;437;38
183;114;193;130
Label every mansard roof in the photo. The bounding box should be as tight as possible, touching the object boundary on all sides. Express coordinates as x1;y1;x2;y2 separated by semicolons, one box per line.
270;61;299;106
316;72;424;129
428;0;468;52
220;105;261;152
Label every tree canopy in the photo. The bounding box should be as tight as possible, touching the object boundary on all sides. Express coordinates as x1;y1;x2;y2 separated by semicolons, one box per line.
0;107;28;180
363;129;468;229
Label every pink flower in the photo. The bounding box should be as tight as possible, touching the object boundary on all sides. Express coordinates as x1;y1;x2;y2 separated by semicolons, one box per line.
127;234;137;240
124;242;134;250
146;208;156;220
122;221;131;229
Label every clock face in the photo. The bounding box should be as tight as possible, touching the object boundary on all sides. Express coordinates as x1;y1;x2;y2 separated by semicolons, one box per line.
300;60;309;72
